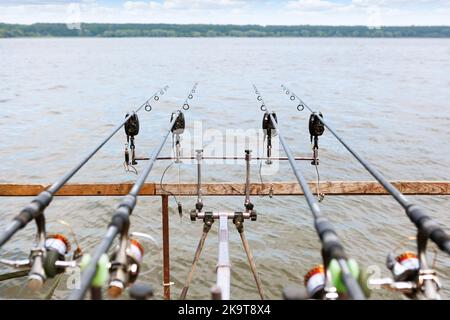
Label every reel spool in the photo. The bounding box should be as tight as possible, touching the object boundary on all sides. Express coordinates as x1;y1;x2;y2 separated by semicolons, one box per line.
108;238;145;298
369;237;440;300
43;233;71;278
26;233;74;291
304;265;326;299
386;251;420;283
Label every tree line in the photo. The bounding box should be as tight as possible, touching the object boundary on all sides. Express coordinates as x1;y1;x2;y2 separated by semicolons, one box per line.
1;23;450;38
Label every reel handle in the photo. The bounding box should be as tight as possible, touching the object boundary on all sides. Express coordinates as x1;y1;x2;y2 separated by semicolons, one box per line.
27;252;46;291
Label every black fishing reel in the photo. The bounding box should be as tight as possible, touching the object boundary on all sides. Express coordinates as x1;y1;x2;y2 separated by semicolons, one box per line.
309;112;324;166
262;112;277;165
107;232;155;298
283;259;371;300
369;236;442;299
124;113;140;170
0;220;82;291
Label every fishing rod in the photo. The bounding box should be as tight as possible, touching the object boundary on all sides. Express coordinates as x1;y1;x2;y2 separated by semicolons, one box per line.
253;85;366;300
0;86;169;249
69;84;197;300
0;220;82;291
281;85;448;299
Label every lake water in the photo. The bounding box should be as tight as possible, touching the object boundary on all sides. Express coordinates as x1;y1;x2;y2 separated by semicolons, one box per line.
0;38;449;300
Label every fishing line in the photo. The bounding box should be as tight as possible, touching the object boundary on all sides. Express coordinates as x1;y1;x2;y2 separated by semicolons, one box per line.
257;136;273;198
314;163;324;202
159;162;180;207
56;219;82;258
128;231;161;278
159;136;179;204
178;161;182;210
123;160;138;175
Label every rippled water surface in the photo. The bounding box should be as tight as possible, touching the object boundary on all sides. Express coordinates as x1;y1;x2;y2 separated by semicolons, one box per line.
0;38;449;300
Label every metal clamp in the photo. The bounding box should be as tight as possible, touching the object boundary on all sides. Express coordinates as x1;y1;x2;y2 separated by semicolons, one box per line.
191;211;257;222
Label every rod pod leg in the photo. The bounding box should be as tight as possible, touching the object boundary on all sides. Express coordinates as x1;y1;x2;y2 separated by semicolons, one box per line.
180;218;214;300
233;216;265;300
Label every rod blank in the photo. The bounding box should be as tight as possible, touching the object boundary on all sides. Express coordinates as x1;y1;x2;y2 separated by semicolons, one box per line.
283;86;450;256
266;112;365;300
69;111;180;300
0;87;168;249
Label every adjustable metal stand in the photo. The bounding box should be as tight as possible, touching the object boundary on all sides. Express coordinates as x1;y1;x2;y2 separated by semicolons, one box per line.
183;150;263;300
216;213;231;300
233;213;265;300
179;213;213;300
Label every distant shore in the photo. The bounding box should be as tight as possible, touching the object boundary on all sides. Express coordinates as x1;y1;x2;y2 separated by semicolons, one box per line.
1;23;450;38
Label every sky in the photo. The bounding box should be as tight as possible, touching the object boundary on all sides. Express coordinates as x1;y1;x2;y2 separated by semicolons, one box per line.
0;0;449;26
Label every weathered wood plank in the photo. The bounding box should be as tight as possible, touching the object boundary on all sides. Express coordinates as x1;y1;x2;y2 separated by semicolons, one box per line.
0;181;448;197
0;183;156;196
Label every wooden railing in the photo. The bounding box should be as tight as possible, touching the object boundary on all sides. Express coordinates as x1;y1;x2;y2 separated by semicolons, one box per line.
1;181;449;197
1;181;448;299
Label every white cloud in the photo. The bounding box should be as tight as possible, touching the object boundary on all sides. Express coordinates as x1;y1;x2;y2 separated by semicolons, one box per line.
286;0;338;12
123;1;149;11
123;0;248;11
284;0;450;25
0;0;449;25
159;0;247;10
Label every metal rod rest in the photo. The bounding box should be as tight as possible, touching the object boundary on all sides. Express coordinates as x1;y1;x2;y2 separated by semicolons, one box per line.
135;156;315;161
216;213;231;300
193;211;255;220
